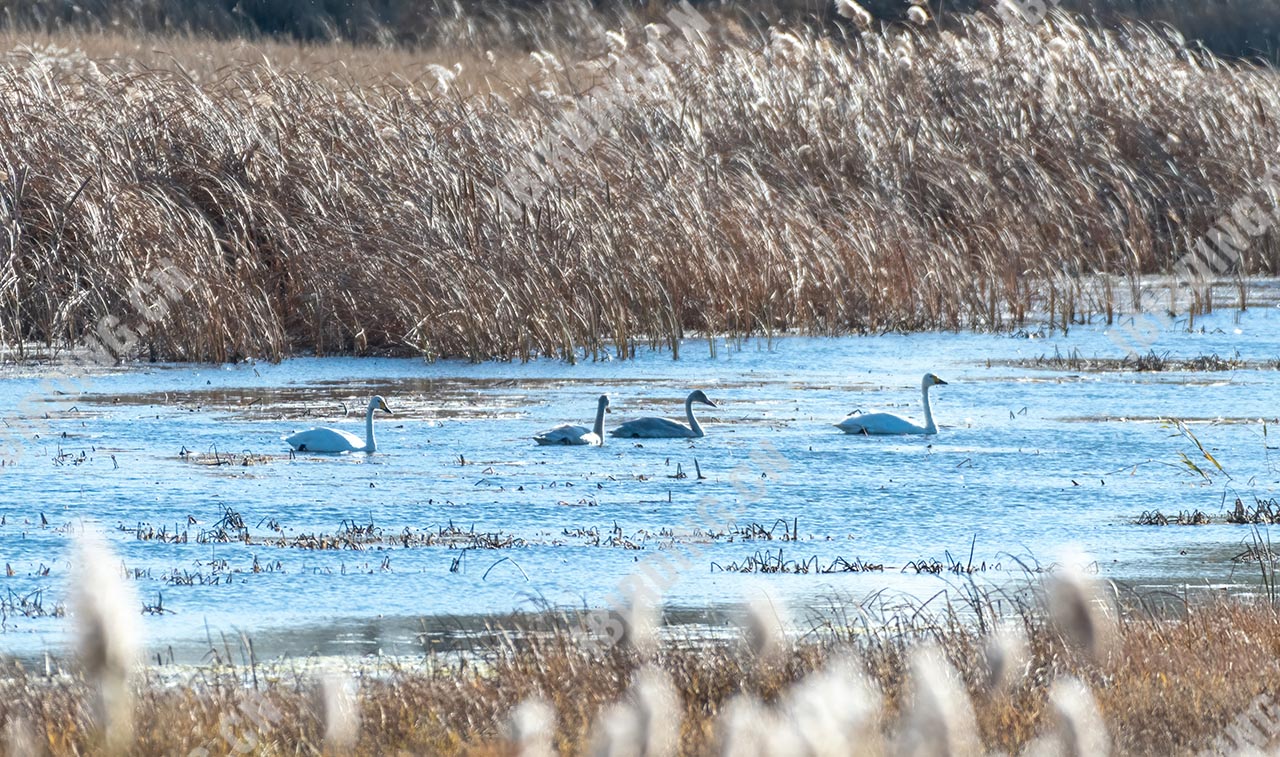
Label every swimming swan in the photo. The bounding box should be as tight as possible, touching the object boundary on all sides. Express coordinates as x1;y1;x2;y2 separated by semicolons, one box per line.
610;390;717;439
835;374;947;436
283;395;393;453
534;394;610;446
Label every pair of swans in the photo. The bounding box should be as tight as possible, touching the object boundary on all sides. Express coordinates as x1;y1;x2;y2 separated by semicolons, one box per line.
281;389;719;453
534;390;718;445
835;373;947;436
283;396;393;453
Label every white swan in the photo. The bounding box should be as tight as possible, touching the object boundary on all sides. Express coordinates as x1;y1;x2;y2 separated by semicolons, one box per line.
835;374;947;436
610;390;717;439
534;394;611;446
283;395;393;453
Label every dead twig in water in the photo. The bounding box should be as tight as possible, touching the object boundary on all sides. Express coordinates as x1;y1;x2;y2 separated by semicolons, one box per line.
482;556;530;582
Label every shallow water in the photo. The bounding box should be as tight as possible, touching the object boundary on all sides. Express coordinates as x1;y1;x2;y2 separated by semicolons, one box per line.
2;305;1280;662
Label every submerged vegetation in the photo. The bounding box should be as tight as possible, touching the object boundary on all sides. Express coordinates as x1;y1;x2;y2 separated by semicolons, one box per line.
0;2;1279;361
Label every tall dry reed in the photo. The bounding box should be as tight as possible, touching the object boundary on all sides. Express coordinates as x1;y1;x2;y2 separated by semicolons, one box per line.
0;5;1278;361
4;578;1280;755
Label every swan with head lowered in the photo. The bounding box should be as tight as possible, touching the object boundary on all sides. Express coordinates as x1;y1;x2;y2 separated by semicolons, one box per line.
534;394;611;446
283;395;393;453
835;374;947;436
609;390;717;439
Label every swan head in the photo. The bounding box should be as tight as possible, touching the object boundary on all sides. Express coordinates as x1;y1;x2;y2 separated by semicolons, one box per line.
598;394;611;413
369;395;393;414
688;389;717;407
922;373;948;388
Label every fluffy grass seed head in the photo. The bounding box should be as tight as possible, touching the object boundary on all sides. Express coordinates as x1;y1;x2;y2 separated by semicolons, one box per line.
1048;554;1118;663
320;672;361;752
835;0;874;30
71;528;141;752
784;655;881;756
1048;677;1110;757
508;697;557;757
897;644;982;757
588;666;681;757
982;620;1030;694
744;591;790;661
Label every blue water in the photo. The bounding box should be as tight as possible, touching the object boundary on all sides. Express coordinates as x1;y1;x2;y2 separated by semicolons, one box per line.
2;306;1280;661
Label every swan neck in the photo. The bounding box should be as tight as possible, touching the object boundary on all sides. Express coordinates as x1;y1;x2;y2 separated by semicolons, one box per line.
593;400;606;438
686;395;704;437
365;404;377;452
921;384;936;435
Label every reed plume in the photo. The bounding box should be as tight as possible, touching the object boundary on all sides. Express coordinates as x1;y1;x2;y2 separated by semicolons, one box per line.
1047;556;1118;664
743;591;790;661
716;696;771;757
783;656;881;756
622;595;661;661
70;528;140;753
588;667;680;757
508;697;557;757
895;644;982;757
981;620;1029;694
835;0;875;30
320;672;361;753
715;654;879;756
1046;677;1110;757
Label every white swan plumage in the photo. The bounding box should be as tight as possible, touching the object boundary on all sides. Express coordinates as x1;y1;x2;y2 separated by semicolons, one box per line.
534;394;610;446
835;374;947;436
283;395;393;453
610;390;717;439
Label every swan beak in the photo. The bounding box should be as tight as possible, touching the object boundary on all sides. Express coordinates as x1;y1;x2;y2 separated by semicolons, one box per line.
935;378;948;386
380;400;393;413
705;399;719;408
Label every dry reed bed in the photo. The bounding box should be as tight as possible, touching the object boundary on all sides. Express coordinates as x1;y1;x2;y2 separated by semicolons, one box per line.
2;8;1280;362
6;575;1280;755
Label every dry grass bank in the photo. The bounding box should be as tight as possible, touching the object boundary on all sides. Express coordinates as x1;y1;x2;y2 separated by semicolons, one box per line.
2;5;1280;361
3;583;1280;755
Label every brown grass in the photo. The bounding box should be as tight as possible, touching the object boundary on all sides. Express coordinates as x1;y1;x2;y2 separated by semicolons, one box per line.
1;5;1279;362
4;588;1280;755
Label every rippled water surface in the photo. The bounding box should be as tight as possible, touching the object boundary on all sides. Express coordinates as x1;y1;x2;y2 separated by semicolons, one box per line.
3;307;1280;661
